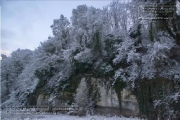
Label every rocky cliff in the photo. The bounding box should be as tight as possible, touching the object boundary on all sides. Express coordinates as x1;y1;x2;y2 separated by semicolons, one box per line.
34;76;139;116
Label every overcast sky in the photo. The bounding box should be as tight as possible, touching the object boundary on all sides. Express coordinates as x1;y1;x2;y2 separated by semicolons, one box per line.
1;0;114;56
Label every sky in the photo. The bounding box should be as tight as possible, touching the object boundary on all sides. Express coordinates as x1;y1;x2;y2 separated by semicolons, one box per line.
0;0;114;56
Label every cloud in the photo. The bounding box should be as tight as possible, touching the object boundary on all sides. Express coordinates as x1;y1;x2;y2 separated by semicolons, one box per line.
1;29;16;50
1;29;16;39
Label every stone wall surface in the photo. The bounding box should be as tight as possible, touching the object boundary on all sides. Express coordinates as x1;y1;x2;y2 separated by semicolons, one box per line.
121;89;139;116
96;82;119;107
36;76;139;116
36;95;49;107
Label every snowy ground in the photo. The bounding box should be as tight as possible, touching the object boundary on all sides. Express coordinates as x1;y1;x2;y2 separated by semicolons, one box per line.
1;113;141;120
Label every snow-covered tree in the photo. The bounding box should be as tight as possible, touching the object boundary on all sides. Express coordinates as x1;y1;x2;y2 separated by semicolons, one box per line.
1;49;33;105
177;0;180;16
1;57;12;102
1;54;7;60
74;78;88;111
51;15;70;49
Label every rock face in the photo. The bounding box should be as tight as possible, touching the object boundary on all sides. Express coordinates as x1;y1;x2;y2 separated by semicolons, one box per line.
97;82;119;107
35;76;139;116
96;79;139;116
36;94;70;107
75;77;139;116
121;89;139;116
36;94;49;107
